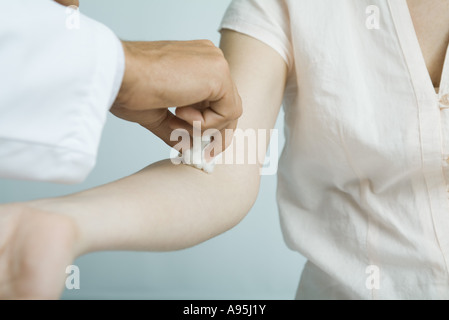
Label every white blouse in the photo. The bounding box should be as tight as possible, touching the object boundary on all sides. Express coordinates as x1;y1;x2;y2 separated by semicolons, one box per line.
221;0;449;299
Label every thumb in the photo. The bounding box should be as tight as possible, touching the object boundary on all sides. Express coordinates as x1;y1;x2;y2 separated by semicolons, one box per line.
141;111;192;152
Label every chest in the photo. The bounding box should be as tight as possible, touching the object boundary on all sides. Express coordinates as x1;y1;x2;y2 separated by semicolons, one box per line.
407;0;449;89
286;0;449;174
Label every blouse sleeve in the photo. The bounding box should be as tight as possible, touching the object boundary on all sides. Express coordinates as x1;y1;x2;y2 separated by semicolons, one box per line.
219;0;293;69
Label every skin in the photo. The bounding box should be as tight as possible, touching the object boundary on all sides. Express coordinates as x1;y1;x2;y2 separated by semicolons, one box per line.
406;0;449;89
54;0;79;6
2;0;449;300
0;31;287;299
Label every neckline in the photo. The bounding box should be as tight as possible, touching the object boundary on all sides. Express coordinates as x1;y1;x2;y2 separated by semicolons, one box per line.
388;0;449;98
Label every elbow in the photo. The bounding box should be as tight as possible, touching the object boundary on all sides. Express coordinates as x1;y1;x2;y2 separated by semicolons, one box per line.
224;165;262;229
242;174;262;216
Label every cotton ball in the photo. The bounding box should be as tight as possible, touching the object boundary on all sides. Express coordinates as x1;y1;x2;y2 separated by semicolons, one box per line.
180;136;219;173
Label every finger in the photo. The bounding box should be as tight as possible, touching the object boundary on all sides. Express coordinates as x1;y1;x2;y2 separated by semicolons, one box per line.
172;107;238;155
175;106;204;125
204;83;242;130
202;107;232;130
54;0;79;7
176;105;231;132
168;116;195;136
176;80;242;131
207;80;243;125
204;121;237;159
176;101;211;114
141;111;191;151
170;110;232;150
178;39;216;48
175;101;214;125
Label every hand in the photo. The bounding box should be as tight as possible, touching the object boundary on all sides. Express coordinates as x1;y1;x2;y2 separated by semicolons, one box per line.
0;204;78;299
111;40;242;155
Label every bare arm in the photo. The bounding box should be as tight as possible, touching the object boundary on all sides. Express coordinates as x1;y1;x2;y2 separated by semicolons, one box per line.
35;31;288;255
0;31;287;298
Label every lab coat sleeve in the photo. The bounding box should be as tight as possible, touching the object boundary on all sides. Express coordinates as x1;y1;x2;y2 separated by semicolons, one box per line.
0;0;125;184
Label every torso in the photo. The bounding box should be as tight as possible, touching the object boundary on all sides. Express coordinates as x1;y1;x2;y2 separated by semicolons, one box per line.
238;0;449;299
407;0;449;90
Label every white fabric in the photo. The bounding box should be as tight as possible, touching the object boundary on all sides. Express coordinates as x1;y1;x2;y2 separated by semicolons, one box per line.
221;0;449;299
0;0;125;184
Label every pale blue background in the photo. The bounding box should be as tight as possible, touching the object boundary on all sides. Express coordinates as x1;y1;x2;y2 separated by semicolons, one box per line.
0;0;306;299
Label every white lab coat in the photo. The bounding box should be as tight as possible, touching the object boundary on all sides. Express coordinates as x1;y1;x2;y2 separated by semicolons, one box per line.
0;0;124;184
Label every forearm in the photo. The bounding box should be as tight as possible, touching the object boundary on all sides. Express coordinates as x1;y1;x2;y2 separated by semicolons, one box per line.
31;159;260;256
